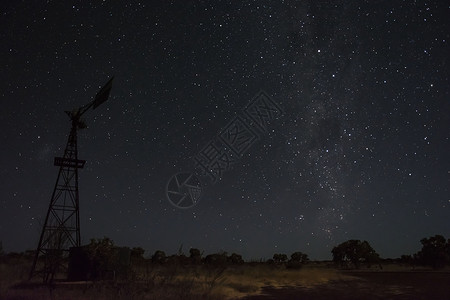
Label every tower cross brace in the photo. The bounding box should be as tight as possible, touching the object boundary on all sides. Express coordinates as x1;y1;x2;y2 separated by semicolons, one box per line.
29;77;113;283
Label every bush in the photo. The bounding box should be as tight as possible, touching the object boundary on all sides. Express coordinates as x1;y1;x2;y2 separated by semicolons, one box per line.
151;250;166;264
415;235;449;269
272;253;288;264
286;251;309;269
189;248;202;264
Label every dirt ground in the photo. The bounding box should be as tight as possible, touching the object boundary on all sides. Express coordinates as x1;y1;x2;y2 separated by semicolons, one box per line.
242;271;450;300
3;262;449;300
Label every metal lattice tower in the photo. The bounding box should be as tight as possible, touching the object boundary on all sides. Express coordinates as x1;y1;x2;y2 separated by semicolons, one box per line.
29;77;114;283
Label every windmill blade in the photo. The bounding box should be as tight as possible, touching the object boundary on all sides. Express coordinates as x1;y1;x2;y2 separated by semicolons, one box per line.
93;76;114;110
76;76;114;118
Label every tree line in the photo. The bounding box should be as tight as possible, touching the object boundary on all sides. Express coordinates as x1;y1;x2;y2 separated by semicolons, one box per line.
330;235;450;269
1;234;448;271
399;235;450;269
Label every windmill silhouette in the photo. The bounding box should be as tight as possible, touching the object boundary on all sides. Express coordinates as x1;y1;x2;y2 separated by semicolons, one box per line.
29;77;114;282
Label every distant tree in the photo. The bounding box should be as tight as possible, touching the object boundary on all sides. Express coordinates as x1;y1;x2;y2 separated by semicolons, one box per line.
290;252;309;263
166;254;190;265
131;247;145;259
130;247;145;264
86;237;117;278
332;240;380;269
151;250;166;264
228;253;244;264
273;253;288;264
204;252;228;266
286;251;309;269
0;241;4;257
189;248;202;264
415;235;449;269
162;244;190;265
399;254;413;265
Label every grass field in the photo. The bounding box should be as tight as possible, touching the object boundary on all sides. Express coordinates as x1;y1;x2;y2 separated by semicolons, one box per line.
1;258;449;299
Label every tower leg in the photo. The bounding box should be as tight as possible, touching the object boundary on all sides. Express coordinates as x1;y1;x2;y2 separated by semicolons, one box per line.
29;123;85;282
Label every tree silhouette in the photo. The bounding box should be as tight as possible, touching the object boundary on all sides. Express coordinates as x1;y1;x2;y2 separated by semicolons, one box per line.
189;248;202;264
286;251;309;269
332;240;380;269
228;253;244;264
273;253;288;264
290;251;308;263
86;237;117;279
204;252;228;266
151;250;166;264
399;254;413;265
131;247;145;259
415;235;449;269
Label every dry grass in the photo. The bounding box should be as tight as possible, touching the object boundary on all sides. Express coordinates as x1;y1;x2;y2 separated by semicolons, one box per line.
210;264;357;299
0;260;366;300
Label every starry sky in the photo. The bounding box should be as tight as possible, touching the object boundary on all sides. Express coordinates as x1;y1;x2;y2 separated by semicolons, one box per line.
1;1;449;261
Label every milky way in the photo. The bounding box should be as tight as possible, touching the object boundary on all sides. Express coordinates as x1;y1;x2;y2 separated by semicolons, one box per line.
1;1;449;260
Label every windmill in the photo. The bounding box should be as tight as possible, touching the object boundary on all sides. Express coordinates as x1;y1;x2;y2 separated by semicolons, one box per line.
29;76;114;283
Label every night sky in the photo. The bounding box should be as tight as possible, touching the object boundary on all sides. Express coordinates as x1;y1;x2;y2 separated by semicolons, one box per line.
1;1;449;261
